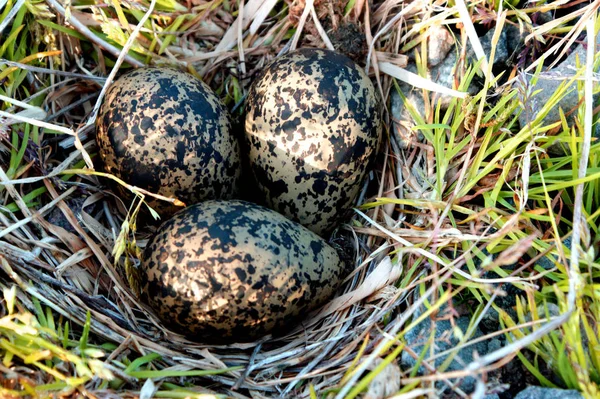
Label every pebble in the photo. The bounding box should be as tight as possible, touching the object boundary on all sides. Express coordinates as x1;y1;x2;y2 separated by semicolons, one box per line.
428;25;455;67
401;303;501;394
534;237;571;270
514;386;584;399
517;32;600;137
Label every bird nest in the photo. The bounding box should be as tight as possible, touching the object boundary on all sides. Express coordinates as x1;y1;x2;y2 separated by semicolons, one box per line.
2;0;595;398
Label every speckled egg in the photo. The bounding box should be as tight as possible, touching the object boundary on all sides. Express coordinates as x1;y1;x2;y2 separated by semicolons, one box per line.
140;200;346;343
244;48;382;236
96;67;241;217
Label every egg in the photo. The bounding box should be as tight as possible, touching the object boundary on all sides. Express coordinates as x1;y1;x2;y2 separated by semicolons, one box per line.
244;48;382;236
96;67;241;217
139;200;347;343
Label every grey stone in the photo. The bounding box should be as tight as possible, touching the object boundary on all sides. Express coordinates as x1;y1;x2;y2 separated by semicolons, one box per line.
483;395;500;399
481;269;524;309
538;303;561;318
487;338;503;353
465;28;509;67
535;237;572;270
480;307;501;333
514;386;584;399
518;32;600;133
505;24;525;59
401;306;496;393
428;25;455;67
533;11;554;26
505;3;575;60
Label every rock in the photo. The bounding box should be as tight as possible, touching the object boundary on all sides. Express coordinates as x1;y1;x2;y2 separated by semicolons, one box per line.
532;11;554;26
500;353;547;397
364;358;401;399
535;237;572;270
425;27;509;93
428;27;509;108
537;303;561;319
466;28;509;68
514;386;584;399
443;393;500;399
487;338;503;353
401;305;498;393
480;307;501;334
428;25;455;67
390;89;425;148
479;304;516;337
518;32;600;133
505;24;526;62
505;2;581;68
494;279;525;309
480;268;524;312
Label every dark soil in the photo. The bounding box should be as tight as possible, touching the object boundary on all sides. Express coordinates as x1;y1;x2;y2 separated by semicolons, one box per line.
330;22;367;62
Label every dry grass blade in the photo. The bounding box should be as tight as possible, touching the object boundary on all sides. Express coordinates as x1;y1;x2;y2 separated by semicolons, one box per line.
46;0;145;68
505;0;600;84
311;6;334;51
570;0;597;281
0;186;77;240
454;0;491;80
379;62;468;97
0;59;107;82
0;0;24;34
82;0;157;131
290;0;315;51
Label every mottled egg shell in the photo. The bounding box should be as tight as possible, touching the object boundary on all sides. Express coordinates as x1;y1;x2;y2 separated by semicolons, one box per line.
245;48;382;236
140;200;346;343
96;67;241;217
